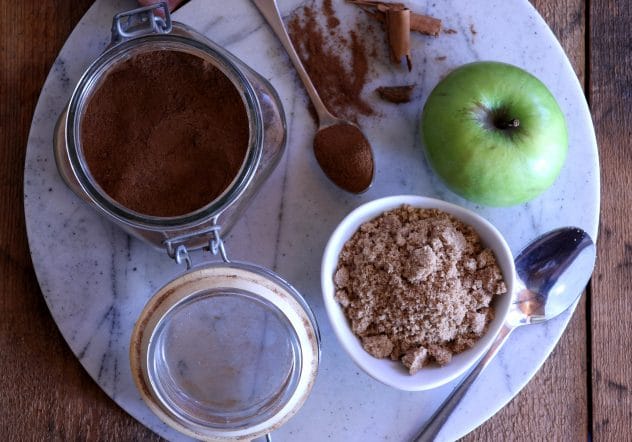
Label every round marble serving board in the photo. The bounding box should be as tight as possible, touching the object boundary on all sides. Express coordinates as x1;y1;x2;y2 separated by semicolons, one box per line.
24;0;599;440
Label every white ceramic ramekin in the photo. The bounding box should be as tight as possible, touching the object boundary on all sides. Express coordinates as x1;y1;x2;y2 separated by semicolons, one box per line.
321;195;515;391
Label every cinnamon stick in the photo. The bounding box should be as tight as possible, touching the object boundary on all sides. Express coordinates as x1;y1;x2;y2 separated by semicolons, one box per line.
348;1;442;35
349;0;404;8
385;7;411;70
376;84;415;103
410;12;441;36
347;1;442;69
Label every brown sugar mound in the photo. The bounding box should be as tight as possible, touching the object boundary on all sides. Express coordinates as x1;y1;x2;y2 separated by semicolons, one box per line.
334;205;507;374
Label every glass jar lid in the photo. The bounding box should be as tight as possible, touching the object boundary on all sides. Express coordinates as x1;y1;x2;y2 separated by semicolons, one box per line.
130;262;320;441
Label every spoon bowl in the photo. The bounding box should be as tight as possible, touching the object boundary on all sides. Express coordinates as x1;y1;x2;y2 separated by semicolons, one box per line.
414;227;596;441
509;227;596;325
313;122;374;194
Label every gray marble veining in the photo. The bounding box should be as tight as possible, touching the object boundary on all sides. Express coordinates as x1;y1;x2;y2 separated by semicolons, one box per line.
24;0;599;441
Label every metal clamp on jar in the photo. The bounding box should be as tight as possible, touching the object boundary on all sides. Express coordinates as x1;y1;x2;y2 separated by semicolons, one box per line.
54;3;320;441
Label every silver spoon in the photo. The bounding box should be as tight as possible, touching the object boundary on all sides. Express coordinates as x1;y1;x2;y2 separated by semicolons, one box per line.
252;0;374;193
414;227;596;442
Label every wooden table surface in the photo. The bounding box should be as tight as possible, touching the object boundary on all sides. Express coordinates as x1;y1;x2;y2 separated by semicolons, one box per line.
1;0;629;440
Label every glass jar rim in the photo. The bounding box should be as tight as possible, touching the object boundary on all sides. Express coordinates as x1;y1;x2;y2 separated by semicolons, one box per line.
130;261;320;441
65;33;264;230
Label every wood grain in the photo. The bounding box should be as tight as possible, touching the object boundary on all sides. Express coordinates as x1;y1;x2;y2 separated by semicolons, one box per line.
589;0;632;438
462;0;589;440
0;1;161;440
4;0;630;441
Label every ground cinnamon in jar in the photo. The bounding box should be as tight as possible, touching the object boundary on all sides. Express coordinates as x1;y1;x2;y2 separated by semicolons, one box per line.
80;50;249;217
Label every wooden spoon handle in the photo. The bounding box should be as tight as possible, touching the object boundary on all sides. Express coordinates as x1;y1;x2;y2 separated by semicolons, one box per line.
251;0;337;124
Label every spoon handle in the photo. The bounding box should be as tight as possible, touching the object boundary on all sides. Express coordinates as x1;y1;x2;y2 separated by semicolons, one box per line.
251;0;336;124
412;324;514;442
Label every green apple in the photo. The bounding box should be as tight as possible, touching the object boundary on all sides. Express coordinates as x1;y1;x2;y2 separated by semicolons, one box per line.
421;61;567;206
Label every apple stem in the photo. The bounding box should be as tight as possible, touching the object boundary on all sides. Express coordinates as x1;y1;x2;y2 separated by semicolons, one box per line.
503;118;520;129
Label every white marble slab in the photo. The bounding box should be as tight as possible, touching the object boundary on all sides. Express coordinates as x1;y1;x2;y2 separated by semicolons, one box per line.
24;0;599;441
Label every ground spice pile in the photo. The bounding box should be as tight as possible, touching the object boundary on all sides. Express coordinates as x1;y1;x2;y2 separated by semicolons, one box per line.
288;0;375;121
313;123;373;193
81;50;249;217
334;205;507;374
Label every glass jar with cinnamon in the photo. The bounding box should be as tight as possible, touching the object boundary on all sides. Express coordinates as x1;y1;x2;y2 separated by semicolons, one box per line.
54;4;319;441
55;5;285;255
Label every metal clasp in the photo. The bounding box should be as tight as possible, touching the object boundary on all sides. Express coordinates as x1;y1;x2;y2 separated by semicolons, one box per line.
111;2;172;43
174;244;192;270
208;222;230;264
165;217;231;269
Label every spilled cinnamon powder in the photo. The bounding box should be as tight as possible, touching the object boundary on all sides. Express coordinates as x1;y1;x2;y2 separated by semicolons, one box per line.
323;0;340;29
288;0;374;122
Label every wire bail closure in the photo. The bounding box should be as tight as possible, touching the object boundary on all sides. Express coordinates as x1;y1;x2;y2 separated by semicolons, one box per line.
174;244;192;270
111;2;172;43
209;222;230;263
165;217;230;269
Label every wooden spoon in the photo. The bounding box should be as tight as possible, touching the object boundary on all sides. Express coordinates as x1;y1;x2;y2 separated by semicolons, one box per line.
252;0;374;193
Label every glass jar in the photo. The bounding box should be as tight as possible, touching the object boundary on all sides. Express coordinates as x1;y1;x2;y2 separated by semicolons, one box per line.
130;262;319;441
54;4;319;441
54;2;286;258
